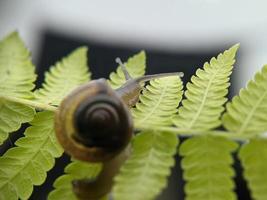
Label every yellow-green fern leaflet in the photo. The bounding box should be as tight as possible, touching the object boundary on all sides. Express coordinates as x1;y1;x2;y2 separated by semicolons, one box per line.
223;65;267;136
239;139;267;200
34;47;90;105
173;44;239;130
180;135;238;200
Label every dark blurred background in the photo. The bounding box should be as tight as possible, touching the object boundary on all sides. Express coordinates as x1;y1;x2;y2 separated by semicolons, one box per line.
1;0;267;199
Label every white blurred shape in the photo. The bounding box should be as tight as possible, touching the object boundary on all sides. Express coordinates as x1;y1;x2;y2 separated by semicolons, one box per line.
0;0;267;93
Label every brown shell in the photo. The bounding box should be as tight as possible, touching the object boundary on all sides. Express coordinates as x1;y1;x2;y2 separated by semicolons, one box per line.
55;79;133;162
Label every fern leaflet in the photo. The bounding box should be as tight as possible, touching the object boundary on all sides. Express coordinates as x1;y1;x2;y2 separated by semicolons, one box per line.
48;161;102;200
34;47;90;105
173;44;239;130
108;51;146;89
179;135;238;200
0;32;36;144
239;139;267;200
113;131;178;200
0;32;36;97
133;76;183;126
222;65;267;136
0;112;62;200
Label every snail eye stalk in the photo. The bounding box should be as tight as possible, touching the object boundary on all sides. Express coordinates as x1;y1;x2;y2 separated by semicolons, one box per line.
115;57;132;80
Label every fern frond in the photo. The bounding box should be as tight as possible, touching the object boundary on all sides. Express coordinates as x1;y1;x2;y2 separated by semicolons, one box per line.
173;44;239;130
239;139;267;200
108;51;146;89
0;112;63;200
34;47;90;105
222;65;267;136
179;135;238;200
133;76;183;126
48;161;102;200
113;131;178;200
0;32;36;144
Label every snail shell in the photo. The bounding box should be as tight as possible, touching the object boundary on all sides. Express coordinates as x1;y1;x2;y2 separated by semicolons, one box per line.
55;78;133;162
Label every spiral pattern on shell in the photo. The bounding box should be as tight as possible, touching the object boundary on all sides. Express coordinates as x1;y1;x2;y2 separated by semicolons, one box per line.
55;79;133;162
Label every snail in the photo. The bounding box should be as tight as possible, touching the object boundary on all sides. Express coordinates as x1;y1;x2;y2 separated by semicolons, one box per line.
55;58;184;199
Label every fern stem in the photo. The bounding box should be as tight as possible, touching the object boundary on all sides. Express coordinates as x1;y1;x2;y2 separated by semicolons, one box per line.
135;123;252;141
0;95;57;112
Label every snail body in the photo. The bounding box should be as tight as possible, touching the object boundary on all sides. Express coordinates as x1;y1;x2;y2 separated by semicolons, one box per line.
72;145;130;200
55;58;183;199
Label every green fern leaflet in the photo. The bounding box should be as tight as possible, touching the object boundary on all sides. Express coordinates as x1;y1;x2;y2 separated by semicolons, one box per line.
223;65;267;136
173;44;239;130
179;135;238;200
0;32;36;144
133;76;183;126
0;32;36;98
34;47;90;105
239;139;267;200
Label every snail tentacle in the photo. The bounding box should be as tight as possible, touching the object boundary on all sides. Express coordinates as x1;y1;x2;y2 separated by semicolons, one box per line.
115;57;132;80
